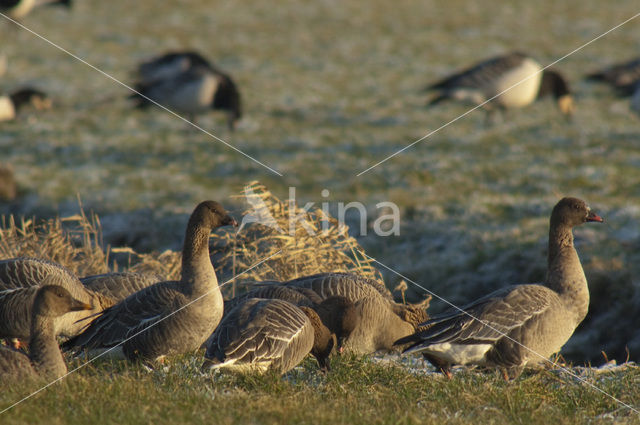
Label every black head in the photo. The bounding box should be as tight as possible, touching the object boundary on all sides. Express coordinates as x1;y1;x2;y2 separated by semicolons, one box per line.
190;200;238;230
539;69;574;116
9;88;51;111
33;285;93;318
550;197;603;228
212;75;242;131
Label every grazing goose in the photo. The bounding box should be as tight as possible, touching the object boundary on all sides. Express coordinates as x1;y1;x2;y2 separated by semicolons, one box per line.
223;284;322;313
63;201;237;363
0;284;91;382
274;273;428;354
0;88;51;122
1;0;71;21
425;52;574;118
396;197;603;379
202;296;357;374
0;257;114;340
131;51;242;130
585;57;640;95
81;272;166;303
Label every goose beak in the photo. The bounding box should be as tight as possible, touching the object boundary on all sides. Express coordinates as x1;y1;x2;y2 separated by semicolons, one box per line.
317;356;331;373
70;300;94;312
224;215;238;227
586;211;604;223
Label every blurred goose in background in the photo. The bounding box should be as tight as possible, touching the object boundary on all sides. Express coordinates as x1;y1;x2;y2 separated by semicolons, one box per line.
202;296;358;374
396;197;603;380
0;257;114;342
0;284;92;382
424;52;574;119
0;87;51;122
81;272;166;303
1;0;71;21
131;51;242;130
585;57;640;95
63;201;237;364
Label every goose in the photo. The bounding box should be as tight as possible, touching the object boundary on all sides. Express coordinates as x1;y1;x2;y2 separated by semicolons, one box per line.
1;0;71;21
396;197;603;379
131;51;242;130
81;272;166;303
0;88;51;122
0;257;114;341
585;57;640;95
223;284;322;313
424;52;574;118
63;201;237;363
202;296;358;374
0;284;92;382
256;273;429;354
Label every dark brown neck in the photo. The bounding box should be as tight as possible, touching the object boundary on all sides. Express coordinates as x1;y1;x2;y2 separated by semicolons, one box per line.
180;220;218;296
546;223;589;322
29;315;67;379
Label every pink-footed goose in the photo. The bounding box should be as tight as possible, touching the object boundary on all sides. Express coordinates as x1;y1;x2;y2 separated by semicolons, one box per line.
0;257;114;341
0;284;92;382
63;201;237;363
275;272;429;354
202;296;358;374
396;197;603;379
81;272;166;303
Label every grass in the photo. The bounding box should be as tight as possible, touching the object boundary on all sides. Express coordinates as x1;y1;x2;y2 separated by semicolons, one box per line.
1;0;640;422
1;355;638;425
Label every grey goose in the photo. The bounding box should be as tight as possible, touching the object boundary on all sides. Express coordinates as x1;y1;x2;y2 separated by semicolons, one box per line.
1;0;70;21
63;201;237;363
396;197;603;379
0;257;114;341
202;296;358;374
0;88;51;122
131;51;242;130
0;284;92;382
425;52;574;118
251;273;429;354
81;272;166;303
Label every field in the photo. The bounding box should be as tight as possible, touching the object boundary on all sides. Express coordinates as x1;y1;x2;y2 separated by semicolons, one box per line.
1;0;640;423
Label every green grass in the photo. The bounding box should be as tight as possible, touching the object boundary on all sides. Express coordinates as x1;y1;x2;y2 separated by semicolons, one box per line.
1;355;638;425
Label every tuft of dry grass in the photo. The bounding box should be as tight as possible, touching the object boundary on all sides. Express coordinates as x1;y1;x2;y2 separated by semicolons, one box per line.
210;181;385;297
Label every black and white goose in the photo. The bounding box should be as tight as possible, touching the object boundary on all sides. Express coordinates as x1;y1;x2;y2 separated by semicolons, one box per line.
63;201;237;364
0;88;51;122
131;51;242;130
396;197;603;379
585;57;640;96
425;52;574;118
1;0;71;21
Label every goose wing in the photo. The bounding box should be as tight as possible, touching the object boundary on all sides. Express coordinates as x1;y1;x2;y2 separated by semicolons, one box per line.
206;299;310;368
63;280;185;350
398;284;555;352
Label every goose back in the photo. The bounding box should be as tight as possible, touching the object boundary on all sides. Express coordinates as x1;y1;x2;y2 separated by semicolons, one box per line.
0;257;114;338
81;272;166;302
203;298;316;374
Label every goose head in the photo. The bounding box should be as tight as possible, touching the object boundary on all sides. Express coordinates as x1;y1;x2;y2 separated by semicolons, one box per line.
33;285;93;319
550;197;603;229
